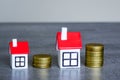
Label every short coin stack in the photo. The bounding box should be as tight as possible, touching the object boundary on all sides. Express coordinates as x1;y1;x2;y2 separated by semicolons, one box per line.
85;43;104;68
33;54;52;68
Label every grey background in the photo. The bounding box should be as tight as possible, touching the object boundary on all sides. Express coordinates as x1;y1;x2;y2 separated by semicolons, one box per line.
0;0;120;22
0;23;120;80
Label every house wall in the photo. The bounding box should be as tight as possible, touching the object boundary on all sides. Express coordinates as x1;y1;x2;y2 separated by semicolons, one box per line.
59;49;81;68
11;54;28;69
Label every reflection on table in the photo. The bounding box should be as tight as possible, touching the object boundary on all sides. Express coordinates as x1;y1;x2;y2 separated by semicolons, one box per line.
59;69;80;80
85;68;102;80
12;69;28;80
36;69;49;80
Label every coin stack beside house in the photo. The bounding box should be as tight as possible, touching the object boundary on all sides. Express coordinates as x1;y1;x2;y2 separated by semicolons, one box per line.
85;43;104;68
33;54;52;68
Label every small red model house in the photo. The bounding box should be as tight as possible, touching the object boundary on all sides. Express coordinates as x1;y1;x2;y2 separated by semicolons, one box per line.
56;27;82;68
9;39;29;69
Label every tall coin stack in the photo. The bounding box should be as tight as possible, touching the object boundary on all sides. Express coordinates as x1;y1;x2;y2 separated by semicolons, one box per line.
33;54;52;68
85;43;104;68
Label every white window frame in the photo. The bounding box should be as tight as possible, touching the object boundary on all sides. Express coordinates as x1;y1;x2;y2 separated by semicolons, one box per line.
62;52;78;67
15;56;25;67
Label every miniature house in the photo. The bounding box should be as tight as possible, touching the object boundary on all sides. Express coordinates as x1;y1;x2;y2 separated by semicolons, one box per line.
9;39;29;69
56;27;82;68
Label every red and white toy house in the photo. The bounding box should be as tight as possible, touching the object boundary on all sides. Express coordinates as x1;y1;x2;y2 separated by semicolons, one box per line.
56;27;82;68
9;39;30;69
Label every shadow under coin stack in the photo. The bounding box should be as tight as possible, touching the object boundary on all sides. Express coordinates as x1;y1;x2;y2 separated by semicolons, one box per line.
85;43;104;68
33;54;52;68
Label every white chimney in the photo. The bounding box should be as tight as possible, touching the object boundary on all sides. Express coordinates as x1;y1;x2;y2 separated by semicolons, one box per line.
61;27;67;40
12;39;17;47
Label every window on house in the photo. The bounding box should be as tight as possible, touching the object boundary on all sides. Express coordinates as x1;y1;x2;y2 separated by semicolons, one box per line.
62;52;78;67
15;56;25;67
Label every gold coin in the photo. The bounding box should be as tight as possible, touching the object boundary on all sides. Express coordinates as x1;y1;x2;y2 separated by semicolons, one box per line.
85;56;103;58
85;59;103;62
86;54;103;57
85;62;103;66
85;64;103;68
86;62;103;66
33;58;51;62
32;54;52;68
33;60;51;64
33;54;51;60
86;43;104;51
85;60;103;62
85;61;104;64
85;58;103;62
33;63;50;65
86;56;103;60
86;61;103;63
85;62;103;68
33;58;51;61
33;63;51;68
86;51;103;57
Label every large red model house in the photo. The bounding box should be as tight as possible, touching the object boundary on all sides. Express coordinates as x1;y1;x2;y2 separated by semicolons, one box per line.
56;27;82;68
9;39;29;69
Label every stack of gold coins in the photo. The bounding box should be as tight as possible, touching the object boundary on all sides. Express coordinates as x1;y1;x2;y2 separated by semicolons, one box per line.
33;54;52;68
85;43;104;68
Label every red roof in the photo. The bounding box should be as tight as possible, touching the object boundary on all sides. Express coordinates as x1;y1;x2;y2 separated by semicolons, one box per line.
56;32;82;50
9;41;29;54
